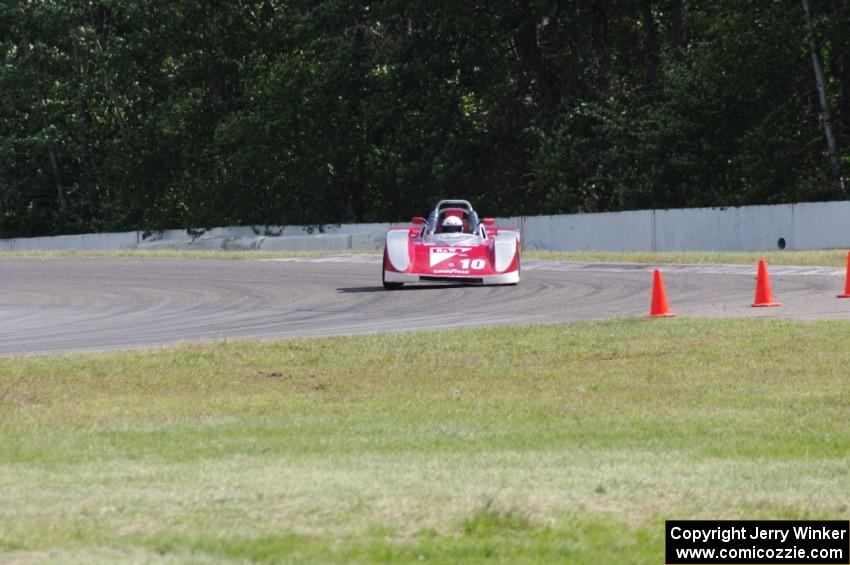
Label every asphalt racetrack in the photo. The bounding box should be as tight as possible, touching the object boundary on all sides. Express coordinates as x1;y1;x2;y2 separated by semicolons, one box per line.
1;255;849;356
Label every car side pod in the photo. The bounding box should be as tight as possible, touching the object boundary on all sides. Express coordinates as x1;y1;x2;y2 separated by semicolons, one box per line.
837;251;850;298
648;269;677;318
751;259;782;307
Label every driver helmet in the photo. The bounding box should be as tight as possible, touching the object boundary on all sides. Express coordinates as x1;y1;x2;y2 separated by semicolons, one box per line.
442;215;464;233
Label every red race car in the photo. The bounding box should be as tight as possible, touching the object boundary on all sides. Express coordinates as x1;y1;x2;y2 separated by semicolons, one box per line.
382;199;521;289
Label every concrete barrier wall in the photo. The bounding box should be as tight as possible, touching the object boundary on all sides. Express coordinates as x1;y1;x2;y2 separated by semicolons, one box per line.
1;201;848;252
653;205;796;251
650;202;847;251
509;201;847;251
502;210;655;251
2;231;140;251
792;202;850;249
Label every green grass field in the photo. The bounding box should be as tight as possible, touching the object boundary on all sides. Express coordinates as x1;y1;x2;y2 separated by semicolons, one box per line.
2;247;849;267
2;319;849;563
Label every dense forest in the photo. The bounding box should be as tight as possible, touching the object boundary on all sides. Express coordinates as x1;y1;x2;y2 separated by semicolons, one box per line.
0;0;847;237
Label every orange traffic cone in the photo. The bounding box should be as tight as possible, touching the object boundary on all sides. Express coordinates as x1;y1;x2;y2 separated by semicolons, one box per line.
648;269;677;317
751;259;782;307
838;251;850;299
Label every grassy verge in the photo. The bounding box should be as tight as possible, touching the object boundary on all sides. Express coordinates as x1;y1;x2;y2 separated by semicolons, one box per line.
2;319;849;563
2;248;848;267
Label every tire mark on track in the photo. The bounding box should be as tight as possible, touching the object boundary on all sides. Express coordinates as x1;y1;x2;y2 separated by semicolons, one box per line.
1;256;849;356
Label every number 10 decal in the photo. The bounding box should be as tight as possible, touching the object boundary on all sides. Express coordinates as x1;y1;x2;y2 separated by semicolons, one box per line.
459;259;486;270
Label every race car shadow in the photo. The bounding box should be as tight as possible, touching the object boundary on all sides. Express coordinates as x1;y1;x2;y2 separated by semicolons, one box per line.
337;284;472;293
